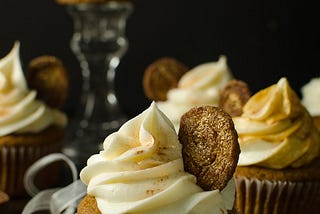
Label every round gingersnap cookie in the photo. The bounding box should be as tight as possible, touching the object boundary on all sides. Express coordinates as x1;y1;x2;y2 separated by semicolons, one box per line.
26;55;69;109
219;79;251;117
143;57;189;101
178;106;240;191
55;0;132;4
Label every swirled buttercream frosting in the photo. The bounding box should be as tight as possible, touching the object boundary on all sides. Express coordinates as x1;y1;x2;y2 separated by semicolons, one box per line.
234;77;320;169
0;42;67;136
301;77;320;116
80;102;235;213
157;56;233;131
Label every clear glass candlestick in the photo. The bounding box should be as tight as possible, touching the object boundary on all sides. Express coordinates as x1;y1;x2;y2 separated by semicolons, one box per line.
63;2;133;168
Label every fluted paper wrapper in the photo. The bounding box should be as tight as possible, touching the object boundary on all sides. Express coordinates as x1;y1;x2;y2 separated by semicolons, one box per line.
0;142;61;197
234;176;320;214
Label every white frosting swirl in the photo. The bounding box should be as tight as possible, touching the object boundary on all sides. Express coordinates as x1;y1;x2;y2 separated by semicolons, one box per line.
0;42;67;136
301;77;320;116
157;56;233;130
80;102;235;213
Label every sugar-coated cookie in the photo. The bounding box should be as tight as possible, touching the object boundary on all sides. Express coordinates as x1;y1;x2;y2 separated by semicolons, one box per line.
219;79;251;117
26;55;69;109
56;0;132;4
178;106;240;191
143;57;188;101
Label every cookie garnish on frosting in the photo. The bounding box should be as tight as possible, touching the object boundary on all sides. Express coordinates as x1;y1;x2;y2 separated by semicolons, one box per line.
178;106;240;191
143;57;188;101
219;79;251;117
27;55;69;109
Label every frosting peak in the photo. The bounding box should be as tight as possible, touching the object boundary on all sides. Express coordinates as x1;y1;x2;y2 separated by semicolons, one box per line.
0;42;67;136
0;42;27;93
301;77;320;116
157;56;233;130
80;102;234;213
234;77;320;169
242;78;302;123
98;102;180;165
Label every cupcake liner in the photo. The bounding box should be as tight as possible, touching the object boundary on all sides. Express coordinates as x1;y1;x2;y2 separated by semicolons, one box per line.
235;175;320;214
0;142;61;198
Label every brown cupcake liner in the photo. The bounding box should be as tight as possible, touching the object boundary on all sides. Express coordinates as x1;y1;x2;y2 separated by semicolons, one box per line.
234;175;320;214
0;142;61;198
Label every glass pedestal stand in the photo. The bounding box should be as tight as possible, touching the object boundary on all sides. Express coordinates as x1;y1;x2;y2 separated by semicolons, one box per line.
63;2;133;169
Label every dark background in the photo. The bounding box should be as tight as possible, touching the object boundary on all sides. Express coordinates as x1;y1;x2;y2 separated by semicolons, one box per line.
0;0;319;120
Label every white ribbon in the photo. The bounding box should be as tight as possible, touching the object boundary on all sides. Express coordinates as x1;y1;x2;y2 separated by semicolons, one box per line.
50;180;86;214
22;153;87;214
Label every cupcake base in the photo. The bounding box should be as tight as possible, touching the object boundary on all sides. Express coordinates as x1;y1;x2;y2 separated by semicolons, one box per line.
77;195;101;214
77;194;239;214
234;159;320;214
0;126;64;198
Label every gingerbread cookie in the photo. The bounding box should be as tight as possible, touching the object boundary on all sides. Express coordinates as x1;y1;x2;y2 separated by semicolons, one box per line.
26;55;69;109
143;57;188;101
55;0;132;4
178;106;240;191
219;79;251;117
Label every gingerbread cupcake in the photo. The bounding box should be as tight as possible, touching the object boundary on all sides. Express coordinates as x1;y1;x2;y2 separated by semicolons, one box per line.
77;102;240;213
144;56;233;131
232;77;320;213
0;42;68;198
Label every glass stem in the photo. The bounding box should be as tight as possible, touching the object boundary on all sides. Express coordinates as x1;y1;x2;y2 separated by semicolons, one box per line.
79;54;124;129
63;2;133;169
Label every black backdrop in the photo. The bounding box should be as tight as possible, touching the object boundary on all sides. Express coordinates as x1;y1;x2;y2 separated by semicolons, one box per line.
1;0;319;119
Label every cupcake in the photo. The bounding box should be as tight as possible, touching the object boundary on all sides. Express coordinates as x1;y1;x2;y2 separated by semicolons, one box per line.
301;77;320;131
232;77;320;213
77;102;240;213
0;42;68;198
144;56;233;131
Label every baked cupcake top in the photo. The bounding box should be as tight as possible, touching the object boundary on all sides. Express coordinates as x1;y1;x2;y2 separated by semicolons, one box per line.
80;102;235;213
156;56;233;131
301;77;320;116
233;77;320;169
0;42;67;137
